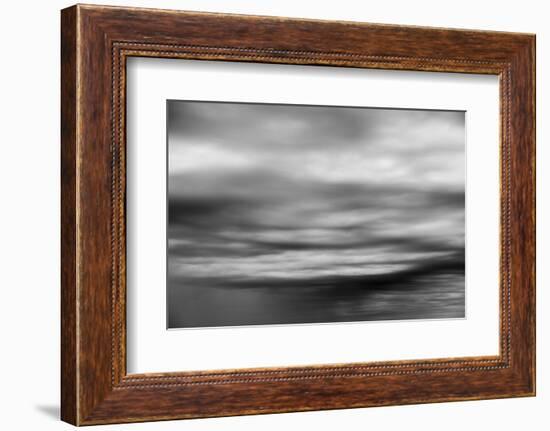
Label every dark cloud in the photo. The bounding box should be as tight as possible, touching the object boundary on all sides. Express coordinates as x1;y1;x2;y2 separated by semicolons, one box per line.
168;101;374;152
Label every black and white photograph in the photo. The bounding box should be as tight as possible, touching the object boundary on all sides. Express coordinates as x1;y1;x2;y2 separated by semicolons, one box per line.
167;100;466;329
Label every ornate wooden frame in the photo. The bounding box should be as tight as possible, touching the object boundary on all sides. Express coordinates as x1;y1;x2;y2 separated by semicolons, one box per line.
61;4;535;425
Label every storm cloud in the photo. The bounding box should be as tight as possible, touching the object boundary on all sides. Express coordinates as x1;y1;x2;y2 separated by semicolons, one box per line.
167;101;465;328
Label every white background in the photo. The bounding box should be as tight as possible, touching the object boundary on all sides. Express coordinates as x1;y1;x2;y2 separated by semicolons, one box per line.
0;0;546;430
127;59;500;373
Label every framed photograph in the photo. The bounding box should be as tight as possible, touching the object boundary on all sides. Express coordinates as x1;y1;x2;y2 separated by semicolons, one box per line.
61;4;535;425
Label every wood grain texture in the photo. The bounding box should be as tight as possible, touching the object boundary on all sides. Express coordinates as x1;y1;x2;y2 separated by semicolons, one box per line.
60;5;78;425
60;4;535;425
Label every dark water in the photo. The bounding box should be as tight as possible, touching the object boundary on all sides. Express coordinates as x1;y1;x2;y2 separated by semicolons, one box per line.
168;272;465;329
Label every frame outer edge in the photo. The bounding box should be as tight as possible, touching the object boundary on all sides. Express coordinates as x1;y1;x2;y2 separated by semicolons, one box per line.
507;35;536;395
526;35;536;396
60;4;536;425
531;34;536;396
61;4;79;426
523;34;536;395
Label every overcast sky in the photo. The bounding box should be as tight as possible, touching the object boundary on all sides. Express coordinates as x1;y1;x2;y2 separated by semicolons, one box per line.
167;101;465;327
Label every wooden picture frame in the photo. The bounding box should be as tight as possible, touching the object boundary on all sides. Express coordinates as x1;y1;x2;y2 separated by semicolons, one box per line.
61;4;535;425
